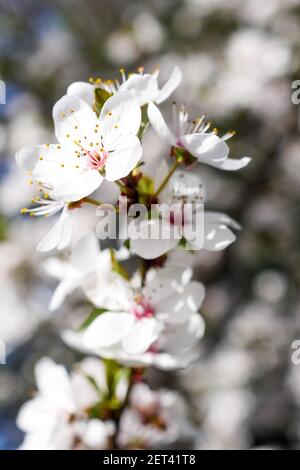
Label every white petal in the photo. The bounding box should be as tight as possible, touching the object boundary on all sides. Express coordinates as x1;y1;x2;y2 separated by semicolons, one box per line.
71;231;101;272
51;168;103;202
83;312;134;349
119;74;158;106
49;277;79;311
37;206;72;253
182;133;229;162
121;318;162;355
208;156;252;171
67;81;95;108
53;95;98;147
43;257;71;280
104;135;142;181
203;212;238;251
35;357;76;414
161;312;205;353
155;66;182;104
156;281;205;324
129;218;180;260
144;266;189;306
17;397;59;433
16;144;78;188
100;91;141;141
62;330;92;355
148;102;177;146
80;419;114;449
16;143;102;202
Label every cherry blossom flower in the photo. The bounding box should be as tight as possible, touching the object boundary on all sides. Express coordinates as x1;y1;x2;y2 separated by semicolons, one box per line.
16;90;142;203
117;383;196;449
148;102;251;171
129;165;241;259
67;66;182;107
63;266;205;369
17;357;117;450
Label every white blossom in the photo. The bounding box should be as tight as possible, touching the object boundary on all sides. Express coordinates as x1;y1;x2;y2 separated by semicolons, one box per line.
129;165;240;259
16;91;142;201
17;357;117;450
63;266;205;369
67;66;182;107
117;383;196;448
148;102;251;171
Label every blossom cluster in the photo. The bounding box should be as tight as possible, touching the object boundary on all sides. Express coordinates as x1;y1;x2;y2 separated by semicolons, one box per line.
15;65;250;449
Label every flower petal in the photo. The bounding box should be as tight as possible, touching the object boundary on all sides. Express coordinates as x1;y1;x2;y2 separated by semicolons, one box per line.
35;357;76;413
156;281;205;324
16;143;102;202
49;277;78;311
71;231;101;273
160;312;205;353
100;91;141;142
37;206;72;252
53;95;98;147
121;318;163;355
148;102;177;146
208;156;252;171
119;74;158;106
83;312;134;349
203;211;238;251
51;170;103;202
104;135;142;181
67;81;95;108
129;218;180;259
17;397;59;434
182;133;229;162
155;66;182;104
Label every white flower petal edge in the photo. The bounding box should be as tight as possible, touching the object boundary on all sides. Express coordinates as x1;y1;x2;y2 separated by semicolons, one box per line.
67;81;95;108
37;205;73;253
129;218;180;260
147;101;177;146
155;66;183;105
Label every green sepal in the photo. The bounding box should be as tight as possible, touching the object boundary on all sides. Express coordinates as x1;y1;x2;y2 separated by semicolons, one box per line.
94;88;113;116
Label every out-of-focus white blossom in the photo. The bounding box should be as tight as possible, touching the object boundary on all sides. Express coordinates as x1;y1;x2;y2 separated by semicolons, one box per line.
17;357;117;450
117;383;196;448
63;266;205;369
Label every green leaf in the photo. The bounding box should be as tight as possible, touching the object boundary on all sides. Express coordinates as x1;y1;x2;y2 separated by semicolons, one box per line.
78;307;108;331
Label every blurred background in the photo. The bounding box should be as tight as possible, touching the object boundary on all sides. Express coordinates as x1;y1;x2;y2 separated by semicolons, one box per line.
1;0;300;450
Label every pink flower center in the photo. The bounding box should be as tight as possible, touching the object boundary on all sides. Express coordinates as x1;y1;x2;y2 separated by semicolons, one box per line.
132;298;155;319
85;148;109;171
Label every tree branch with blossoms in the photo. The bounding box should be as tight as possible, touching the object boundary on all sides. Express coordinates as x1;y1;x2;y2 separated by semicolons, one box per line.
15;65;251;450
